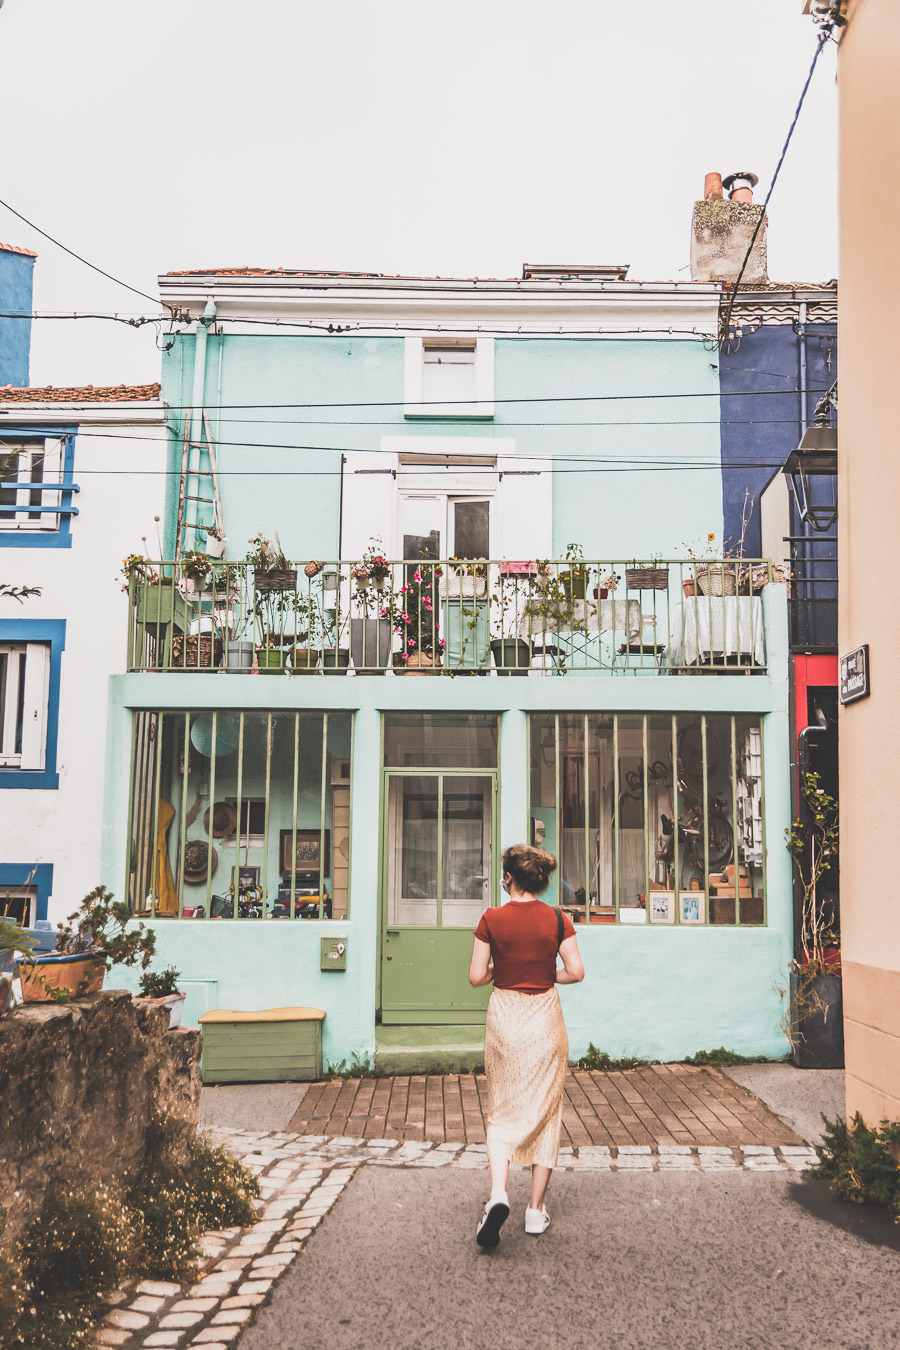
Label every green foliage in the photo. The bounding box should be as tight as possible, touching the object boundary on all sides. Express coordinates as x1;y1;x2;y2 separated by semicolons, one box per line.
127;1116;259;1279
52;886;156;973
785;771;840;972
327;1051;377;1079
20;1185;133;1299
0;917;39;960
813;1114;900;1222
138;966;182;998
684;1047;753;1066
576;1044;648;1071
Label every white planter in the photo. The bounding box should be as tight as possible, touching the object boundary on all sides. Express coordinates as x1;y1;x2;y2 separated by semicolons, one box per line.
206;535;227;560
441;574;488;599
157;991;187;1028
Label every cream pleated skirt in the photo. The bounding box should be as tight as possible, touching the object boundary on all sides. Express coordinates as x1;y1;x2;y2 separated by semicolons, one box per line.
484;985;569;1169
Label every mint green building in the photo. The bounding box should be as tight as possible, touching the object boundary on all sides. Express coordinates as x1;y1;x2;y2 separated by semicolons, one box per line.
106;265;792;1071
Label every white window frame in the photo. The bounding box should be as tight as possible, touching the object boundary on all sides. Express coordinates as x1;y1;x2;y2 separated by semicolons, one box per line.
404;337;494;419
0;643;50;770
0;439;64;532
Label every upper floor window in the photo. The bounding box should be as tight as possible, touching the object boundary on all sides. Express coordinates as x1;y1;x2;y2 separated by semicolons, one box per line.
0;435;77;547
404;337;494;419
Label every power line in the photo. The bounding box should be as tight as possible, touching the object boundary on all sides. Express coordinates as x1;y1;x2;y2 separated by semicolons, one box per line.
719;28;834;345
0;195;167;310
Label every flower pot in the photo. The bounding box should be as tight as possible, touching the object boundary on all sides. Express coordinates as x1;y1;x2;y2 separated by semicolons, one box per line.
171;634;223;670
625;567;669;591
682;578;696;598
695;565;749;597
222;640;255;670
322;647;351;675
135;579;188;633
592;587;610;601
290;648;321;674
559;569;588;601
205;534;227;560
156;990;187;1029
256;648;286;674
490;638;531;676
397;650;442;675
442;574;488;600
16;952;106;1003
790;970;844;1069
350;617;392;672
254;568;297;594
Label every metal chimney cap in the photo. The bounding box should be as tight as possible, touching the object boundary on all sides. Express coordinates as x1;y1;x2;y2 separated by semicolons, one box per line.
722;172;759;191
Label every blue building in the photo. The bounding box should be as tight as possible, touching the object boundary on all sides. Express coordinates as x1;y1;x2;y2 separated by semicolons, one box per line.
0;242;36;388
102;261;797;1071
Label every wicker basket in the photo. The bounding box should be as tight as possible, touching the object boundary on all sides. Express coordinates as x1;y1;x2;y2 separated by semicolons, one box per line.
171;634;224;669
625;566;669;590
695;564;742;596
254;568;297;593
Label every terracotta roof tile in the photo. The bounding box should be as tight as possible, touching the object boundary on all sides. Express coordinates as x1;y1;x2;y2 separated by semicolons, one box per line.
0;242;38;259
0;383;161;403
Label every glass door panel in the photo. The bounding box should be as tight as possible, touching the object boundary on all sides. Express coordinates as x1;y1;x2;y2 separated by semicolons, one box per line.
386;776;439;926
441;775;491;927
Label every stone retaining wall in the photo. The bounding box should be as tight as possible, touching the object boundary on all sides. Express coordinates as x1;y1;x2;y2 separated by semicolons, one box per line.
0;988;201;1243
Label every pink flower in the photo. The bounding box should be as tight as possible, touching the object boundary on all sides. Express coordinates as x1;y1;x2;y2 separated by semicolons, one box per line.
414;571;422;583
408;638;415;647
402;613;410;624
400;651;409;661
401;584;409;593
379;607;387;617
439;639;447;648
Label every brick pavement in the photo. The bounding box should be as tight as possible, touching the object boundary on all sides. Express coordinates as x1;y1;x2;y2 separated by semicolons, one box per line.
287;1065;802;1147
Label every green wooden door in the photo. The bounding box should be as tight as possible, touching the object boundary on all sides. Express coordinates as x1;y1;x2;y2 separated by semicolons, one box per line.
381;770;497;1024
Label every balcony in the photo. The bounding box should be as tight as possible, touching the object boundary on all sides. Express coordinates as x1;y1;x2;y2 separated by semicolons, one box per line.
125;556;778;677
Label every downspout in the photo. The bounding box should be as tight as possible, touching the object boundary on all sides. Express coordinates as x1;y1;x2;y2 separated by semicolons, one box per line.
183;298;216;552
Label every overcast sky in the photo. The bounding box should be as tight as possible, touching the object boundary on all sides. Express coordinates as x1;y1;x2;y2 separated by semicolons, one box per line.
0;0;837;388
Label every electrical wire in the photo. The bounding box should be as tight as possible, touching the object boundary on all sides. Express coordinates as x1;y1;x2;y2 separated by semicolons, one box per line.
718;28;834;345
0;194;168;311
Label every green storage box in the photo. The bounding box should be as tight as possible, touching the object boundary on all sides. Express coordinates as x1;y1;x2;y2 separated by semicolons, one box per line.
199;1006;325;1083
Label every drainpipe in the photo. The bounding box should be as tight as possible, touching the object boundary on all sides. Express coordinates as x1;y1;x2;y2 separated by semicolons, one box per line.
184;298;216;551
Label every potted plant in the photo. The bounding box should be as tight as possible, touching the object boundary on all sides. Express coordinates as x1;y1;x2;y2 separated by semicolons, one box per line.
557;542;590;601
489;567;534;675
625;556;669;591
0;918;38;1015
246;532;297;593
349;540;395;672
16;886;156;1004
138;965;186;1029
123;555;189;636
593;571;621;602
179;549;212;594
320;595;351;674
394;559;445;674
785;771;842;1068
205;527;227;560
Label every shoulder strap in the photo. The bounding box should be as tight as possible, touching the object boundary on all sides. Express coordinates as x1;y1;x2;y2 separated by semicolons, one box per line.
555;906;564;948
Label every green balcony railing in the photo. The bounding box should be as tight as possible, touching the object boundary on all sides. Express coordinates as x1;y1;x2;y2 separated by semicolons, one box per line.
125;557;780;677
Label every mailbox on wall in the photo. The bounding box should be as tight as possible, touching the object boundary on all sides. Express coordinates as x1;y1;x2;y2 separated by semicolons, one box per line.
321;935;347;971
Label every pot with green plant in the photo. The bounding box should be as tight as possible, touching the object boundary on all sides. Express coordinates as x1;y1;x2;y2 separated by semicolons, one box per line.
785;770;842;1069
246;532;297;593
394;558;445;674
179;549;212;594
123;555;189;636
349;540;395;672
489;565;535;675
557;542;590;601
16;886;156;1003
139;966;186;1028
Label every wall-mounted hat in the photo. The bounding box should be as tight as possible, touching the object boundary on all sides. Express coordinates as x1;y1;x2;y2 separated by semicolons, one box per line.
203;801;237;838
183;839;218;885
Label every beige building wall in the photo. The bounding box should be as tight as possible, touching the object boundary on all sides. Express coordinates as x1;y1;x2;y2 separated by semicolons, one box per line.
837;0;900;1122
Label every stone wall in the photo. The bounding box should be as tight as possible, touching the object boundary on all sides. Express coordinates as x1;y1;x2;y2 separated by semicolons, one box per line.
0;988;201;1243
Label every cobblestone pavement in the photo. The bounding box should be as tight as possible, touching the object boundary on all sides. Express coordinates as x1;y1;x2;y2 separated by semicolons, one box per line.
287;1065;804;1147
99;1130;819;1350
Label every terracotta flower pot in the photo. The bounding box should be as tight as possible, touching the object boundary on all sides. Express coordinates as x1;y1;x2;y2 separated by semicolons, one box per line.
17;952;106;1002
682;578;696;598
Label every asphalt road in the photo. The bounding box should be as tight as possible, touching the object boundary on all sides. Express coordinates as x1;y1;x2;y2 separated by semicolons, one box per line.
240;1166;900;1350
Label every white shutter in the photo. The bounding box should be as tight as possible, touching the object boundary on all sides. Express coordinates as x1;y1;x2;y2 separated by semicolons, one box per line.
19;643;50;771
495;456;552;560
339;450;398;562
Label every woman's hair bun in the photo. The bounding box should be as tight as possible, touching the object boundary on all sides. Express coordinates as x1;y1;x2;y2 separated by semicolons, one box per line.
501;843;558;896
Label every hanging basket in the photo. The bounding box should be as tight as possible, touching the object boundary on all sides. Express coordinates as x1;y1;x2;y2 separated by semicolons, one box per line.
695;564;749;596
625;566;669;591
254;568;297;594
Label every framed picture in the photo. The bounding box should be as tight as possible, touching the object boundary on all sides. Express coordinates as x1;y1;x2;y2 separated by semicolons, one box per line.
679;890;705;925
648;890;675;924
279;829;330;878
232;865;260;893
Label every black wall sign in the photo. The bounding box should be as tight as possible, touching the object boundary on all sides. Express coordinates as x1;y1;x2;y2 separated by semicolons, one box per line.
840;644;870;705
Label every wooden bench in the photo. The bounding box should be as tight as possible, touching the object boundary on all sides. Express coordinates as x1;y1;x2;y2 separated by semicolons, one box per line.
198;1006;325;1083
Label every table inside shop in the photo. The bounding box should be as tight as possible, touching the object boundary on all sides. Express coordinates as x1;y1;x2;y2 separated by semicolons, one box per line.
667;596;765;668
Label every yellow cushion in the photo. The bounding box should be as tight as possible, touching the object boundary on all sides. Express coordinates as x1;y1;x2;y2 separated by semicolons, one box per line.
198;1007;326;1024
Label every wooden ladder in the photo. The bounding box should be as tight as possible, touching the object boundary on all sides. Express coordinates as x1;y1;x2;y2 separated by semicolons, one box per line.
175;408;225;562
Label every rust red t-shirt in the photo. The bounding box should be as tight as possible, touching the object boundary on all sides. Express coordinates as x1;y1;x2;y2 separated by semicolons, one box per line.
473;900;576;994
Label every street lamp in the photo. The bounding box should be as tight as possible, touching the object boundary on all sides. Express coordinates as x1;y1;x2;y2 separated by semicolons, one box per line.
783;391;838;532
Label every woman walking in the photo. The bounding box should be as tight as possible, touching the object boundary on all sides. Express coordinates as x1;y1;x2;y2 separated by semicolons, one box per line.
469;844;584;1248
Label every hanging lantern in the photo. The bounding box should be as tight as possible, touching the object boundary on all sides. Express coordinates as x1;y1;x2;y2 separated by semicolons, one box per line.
783;403;837;533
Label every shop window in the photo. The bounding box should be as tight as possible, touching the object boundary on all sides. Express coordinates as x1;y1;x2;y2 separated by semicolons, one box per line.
529;712;766;926
127;710;352;920
0;435;76;547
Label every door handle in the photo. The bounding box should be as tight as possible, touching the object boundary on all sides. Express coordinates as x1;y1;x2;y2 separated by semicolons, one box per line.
386;929;400;936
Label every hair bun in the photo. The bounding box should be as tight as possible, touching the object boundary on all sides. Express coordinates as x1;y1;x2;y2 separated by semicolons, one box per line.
501;843;558;895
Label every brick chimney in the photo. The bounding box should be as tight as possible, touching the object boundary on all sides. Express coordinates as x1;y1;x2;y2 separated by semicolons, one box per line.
690;171;768;284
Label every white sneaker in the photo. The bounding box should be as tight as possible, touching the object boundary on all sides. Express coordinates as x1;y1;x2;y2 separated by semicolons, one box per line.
525;1204;550;1235
475;1192;510;1248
